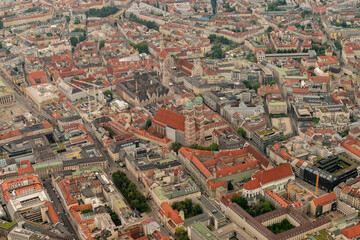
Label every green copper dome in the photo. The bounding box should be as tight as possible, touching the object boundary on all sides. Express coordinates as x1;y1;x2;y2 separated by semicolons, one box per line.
185;101;194;108
194;96;203;104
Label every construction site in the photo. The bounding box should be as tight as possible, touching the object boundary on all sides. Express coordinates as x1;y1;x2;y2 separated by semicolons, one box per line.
69;80;108;120
269;179;354;224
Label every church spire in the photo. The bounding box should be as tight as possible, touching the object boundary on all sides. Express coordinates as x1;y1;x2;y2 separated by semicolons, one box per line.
160;35;164;52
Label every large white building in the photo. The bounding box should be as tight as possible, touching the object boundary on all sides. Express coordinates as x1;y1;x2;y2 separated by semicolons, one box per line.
242;163;295;198
25;83;59;109
57;80;86;102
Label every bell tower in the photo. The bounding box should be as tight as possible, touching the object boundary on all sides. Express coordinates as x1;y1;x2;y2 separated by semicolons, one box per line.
184;101;196;146
193;49;203;76
194;96;204;144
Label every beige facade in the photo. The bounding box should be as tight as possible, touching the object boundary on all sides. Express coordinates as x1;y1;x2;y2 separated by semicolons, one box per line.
267;100;287;115
0;92;15;108
3;11;53;27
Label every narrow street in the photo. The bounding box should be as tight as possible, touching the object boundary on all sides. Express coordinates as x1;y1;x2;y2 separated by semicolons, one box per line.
43;180;79;240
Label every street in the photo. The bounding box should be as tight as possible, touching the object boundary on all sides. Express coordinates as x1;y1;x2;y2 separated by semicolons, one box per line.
43;180;79;240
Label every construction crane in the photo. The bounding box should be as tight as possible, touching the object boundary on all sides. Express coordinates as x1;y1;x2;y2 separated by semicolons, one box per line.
51;97;59;115
68;81;103;115
315;172;319;196
50;96;60;120
68;82;92;113
144;178;152;200
70;79;104;103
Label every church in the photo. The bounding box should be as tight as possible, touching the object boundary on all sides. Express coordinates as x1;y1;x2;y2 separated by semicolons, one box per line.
152;97;205;146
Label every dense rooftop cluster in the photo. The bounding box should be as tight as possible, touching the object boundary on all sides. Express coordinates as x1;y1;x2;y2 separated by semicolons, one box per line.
1;0;360;239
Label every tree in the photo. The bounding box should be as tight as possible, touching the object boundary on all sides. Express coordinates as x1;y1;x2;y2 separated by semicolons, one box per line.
308;66;315;70
207;34;232;45
172;199;202;219
268;81;276;86
252;83;261;91
79;34;86;42
211;0;217;14
176;229;189;240
227;181;234;190
5;49;10;54
206;44;225;59
334;40;342;50
189;143;218;151
74;18;80;24
130;42;149;54
99;40;105;49
172;143;183;153
266;26;273;34
231;195;248;209
70;37;79;47
129;14;159;31
237;127;246;138
266;48;273;54
112;171;151;213
301;10;311;19
0;42;2;49
267;219;294;234
103;90;113;99
145;119;152;130
312;117;320;124
86;6;119;18
208;34;217;43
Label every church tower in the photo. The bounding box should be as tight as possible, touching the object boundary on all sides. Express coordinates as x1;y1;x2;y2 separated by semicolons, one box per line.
194;96;205;144
193;49;203;76
184;101;196;146
160;35;164;52
162;66;170;87
159;35;172;88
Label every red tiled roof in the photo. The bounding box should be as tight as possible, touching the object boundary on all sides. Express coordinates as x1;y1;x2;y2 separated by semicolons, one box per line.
312;76;330;83
252;163;293;185
152;230;171;240
216;160;259;177
265;189;288;208
159;202;183;225
45;201;60;224
243;178;261;190
312;192;337;207
258;84;281;94
293;88;309;94
207;180;227;191
153;108;185;131
342;222;360;239
0;129;21;140
27;71;48;86
42;120;53;129
159;49;168;59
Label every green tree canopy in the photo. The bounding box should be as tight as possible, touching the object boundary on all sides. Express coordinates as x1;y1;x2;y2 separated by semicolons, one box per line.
86;6;119;18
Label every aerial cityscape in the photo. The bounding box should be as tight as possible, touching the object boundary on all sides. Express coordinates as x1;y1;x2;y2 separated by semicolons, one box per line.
0;0;359;239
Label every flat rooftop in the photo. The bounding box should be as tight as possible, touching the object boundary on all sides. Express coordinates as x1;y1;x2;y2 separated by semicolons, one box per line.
199;195;225;220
